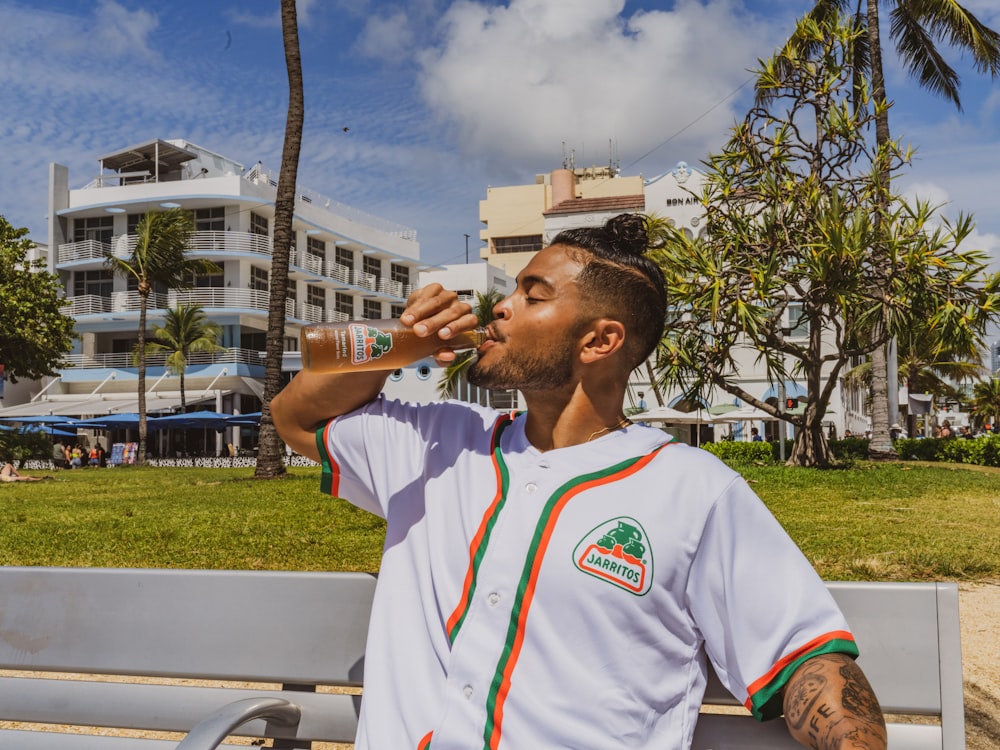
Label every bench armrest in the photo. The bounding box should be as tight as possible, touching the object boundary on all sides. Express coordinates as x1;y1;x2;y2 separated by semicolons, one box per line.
175;697;301;750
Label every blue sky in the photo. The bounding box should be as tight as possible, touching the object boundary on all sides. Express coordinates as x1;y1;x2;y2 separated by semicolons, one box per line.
2;0;998;271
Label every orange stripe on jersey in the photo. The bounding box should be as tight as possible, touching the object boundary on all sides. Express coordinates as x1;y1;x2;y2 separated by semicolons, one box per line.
445;414;513;641
417;730;433;749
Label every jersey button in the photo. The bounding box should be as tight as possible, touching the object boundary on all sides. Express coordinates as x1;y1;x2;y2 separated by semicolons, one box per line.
463;684;474;699
525;482;537;493
488;592;501;607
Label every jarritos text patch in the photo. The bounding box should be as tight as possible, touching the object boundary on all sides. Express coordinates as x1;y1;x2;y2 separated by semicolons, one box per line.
573;516;653;595
349;324;393;366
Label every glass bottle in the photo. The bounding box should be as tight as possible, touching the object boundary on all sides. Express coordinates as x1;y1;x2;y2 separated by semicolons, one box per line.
300;318;488;373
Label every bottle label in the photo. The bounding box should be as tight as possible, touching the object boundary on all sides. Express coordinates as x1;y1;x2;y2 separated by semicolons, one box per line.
349;323;394;365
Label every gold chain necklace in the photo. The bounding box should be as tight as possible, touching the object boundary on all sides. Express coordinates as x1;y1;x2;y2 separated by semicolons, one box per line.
586;417;633;443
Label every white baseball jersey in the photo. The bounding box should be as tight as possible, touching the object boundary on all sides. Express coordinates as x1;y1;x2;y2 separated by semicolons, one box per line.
315;396;857;750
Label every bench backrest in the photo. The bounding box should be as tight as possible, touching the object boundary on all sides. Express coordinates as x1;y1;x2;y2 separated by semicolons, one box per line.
695;581;964;749
0;570;962;749
0;567;376;747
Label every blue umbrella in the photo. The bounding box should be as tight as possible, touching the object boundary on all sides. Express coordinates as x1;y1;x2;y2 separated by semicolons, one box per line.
150;411;233;430
0;415;81;425
225;412;262;427
73;413;156;430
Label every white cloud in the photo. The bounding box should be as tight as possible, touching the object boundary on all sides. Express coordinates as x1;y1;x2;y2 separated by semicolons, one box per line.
90;0;159;58
356;10;416;63
415;0;778;175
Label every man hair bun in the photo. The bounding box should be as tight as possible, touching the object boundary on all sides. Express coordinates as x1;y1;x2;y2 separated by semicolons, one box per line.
604;213;649;257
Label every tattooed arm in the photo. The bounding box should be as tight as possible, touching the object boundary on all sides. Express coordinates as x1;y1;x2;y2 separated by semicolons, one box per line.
782;653;887;750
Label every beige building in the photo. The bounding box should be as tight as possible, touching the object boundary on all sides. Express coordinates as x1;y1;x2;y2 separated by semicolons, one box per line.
479;165;644;278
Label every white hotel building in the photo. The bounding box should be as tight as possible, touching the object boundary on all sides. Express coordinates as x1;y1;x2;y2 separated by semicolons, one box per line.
3;138;433;428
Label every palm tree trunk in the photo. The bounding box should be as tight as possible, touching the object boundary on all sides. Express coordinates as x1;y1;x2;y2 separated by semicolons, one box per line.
137;293;148;465
255;0;304;479
866;0;898;459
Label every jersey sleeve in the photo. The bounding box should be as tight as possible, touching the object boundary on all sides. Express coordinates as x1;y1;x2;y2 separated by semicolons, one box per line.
686;477;859;721
314;396;496;518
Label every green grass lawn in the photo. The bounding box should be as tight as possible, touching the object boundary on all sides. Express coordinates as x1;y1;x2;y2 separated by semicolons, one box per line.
1;461;998;581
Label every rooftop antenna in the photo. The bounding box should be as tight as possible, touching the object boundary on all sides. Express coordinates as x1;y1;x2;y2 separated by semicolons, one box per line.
609;139;621;176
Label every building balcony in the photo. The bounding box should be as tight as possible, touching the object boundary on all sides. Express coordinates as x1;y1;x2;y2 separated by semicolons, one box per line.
62;347;265;371
59;231;412;301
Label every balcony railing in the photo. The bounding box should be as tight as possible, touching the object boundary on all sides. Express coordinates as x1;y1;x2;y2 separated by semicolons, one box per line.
62;348;265;370
350;270;376;291
58;240;112;265
67;289;340;323
300;302;324;323
296;251;324;275
58;233;411;300
326;263;351;284
64;295;111;316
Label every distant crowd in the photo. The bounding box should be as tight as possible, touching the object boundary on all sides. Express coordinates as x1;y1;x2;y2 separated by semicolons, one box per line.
52;440;106;469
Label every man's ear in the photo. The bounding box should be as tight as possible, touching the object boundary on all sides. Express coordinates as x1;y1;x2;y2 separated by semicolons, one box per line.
579;319;626;364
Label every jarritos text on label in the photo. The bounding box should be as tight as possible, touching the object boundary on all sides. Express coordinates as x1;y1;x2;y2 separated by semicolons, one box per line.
573;517;653;595
349;324;394;366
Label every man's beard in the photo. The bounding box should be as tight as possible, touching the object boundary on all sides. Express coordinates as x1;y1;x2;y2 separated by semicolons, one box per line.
467;338;576;392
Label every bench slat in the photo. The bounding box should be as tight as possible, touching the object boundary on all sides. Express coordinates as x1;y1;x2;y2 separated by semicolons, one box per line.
0;567;374;685
0;732;239;749
0;678;360;742
693;713;944;750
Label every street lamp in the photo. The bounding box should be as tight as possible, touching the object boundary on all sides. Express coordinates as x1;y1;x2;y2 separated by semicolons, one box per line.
464;233;470;264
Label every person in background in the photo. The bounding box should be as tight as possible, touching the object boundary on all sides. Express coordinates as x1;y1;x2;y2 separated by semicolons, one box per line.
751;426;763;442
51;440;68;469
273;213;886;750
1;463;45;482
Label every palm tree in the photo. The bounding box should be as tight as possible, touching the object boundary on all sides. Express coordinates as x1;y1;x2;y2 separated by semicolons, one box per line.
145;304;224;411
796;0;1000;458
105;209;219;464
971;378;1000;431
254;0;304;479
438;289;504;399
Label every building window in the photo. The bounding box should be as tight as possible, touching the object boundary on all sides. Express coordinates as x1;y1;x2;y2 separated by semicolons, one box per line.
195;207;225;232
363;299;382;319
363;256;382;279
191;271;224;288
250;212;269;236
335;246;354;270
390;304;406;319
307;285;325;308
493;235;542;254
250;266;269;291
786;302;808;338
127;213;146;234
287;284;297;303
335;292;354;317
306;237;325;258
73;216;114;244
73;270;113;297
390;263;410;285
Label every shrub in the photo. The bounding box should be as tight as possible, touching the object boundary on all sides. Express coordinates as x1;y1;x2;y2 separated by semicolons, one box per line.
702;441;774;465
829;437;870;460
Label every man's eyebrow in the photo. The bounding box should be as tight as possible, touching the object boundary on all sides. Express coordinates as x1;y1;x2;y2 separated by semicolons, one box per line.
517;273;555;293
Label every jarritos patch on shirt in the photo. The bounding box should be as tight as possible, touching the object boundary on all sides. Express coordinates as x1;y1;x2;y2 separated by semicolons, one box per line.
573;516;653;595
349;323;393;365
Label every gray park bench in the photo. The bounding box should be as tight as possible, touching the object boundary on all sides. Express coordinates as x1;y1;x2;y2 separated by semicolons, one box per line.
0;568;964;749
